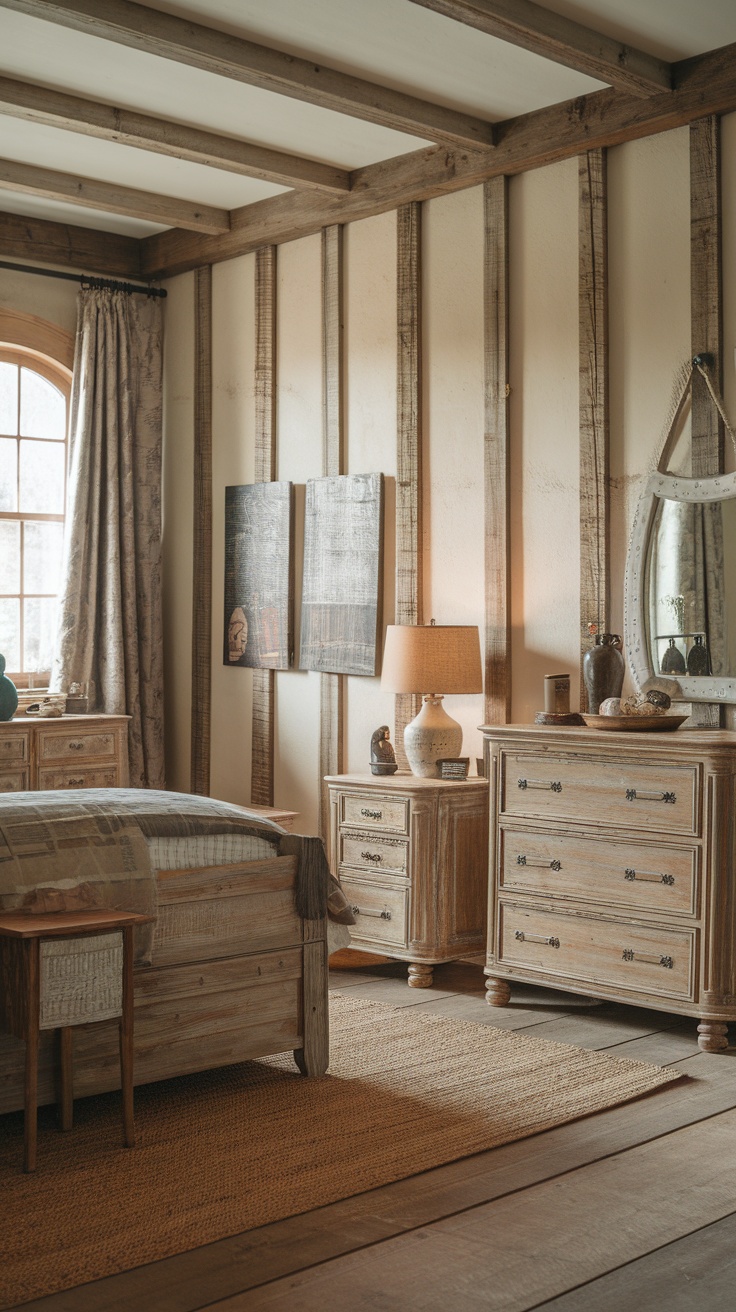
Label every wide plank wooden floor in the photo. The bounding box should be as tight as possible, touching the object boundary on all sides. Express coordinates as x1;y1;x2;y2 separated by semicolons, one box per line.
14;955;736;1312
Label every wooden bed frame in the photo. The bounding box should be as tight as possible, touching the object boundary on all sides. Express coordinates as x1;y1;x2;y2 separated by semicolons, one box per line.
0;852;329;1115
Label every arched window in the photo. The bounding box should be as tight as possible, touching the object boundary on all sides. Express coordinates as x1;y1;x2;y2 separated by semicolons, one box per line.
0;347;71;687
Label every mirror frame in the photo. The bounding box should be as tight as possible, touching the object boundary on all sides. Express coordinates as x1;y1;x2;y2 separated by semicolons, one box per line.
625;469;736;704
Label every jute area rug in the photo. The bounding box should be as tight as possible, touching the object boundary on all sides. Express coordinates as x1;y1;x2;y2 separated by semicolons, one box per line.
2;992;679;1308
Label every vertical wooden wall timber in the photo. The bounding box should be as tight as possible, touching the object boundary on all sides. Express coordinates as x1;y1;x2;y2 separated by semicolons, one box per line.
395;202;423;769
690;115;723;728
483;176;511;726
320;225;345;840
252;245;278;803
190;264;212;795
578;148;610;711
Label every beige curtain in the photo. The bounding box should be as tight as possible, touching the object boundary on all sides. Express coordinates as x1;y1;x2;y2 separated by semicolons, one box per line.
51;288;165;788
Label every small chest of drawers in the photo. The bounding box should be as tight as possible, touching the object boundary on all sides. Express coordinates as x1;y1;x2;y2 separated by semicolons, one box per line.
0;715;129;793
482;724;736;1052
326;773;489;988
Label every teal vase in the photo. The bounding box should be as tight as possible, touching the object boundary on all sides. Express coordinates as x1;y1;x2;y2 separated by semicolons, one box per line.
0;655;18;722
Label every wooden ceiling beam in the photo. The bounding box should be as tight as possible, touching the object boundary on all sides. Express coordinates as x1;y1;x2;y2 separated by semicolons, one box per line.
0;77;350;194
140;41;736;279
0;157;230;233
0;208;142;276
407;0;672;98
0;0;495;150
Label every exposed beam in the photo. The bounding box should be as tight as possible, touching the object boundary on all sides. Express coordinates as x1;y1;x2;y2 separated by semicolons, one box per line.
408;0;672;98
141;42;736;280
0;76;350;194
0;207;141;277
0;0;495;150
0;157;229;234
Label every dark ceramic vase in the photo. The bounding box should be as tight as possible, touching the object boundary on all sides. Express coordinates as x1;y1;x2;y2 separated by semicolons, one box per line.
661;638;687;675
0;655;17;722
686;634;710;676
583;634;625;714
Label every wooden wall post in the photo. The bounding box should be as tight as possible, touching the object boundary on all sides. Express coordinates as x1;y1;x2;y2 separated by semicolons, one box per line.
578;147;610;711
395;202;423;769
320;224;345;841
190;264;212;795
251;245;278;804
483;176;511;726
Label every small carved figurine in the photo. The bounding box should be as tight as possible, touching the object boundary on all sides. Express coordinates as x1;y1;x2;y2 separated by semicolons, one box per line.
370;725;398;775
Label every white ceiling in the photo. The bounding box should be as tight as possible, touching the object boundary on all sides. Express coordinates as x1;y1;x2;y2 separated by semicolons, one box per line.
0;0;734;239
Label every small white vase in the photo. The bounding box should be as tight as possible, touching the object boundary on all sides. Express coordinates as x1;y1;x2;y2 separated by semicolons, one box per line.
403;697;463;777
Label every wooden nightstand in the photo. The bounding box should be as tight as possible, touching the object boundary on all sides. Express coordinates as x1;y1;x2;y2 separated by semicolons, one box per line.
326;774;489;987
0;909;153;1170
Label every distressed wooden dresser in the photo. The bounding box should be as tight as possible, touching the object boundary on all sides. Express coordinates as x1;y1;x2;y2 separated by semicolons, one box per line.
481;724;736;1052
326;773;489;987
0;715;129;792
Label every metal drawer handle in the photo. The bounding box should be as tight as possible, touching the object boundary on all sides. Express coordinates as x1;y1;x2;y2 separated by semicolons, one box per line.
517;779;562;793
624;868;675;886
515;930;560;948
360;807;383;820
622;948;673;969
68;741;84;750
66;777;85;787
517;855;562;871
625;789;676;804
351;905;391;921
360;851;383;864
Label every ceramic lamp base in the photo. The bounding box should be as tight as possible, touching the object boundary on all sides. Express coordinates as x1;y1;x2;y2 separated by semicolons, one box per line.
404;696;463;777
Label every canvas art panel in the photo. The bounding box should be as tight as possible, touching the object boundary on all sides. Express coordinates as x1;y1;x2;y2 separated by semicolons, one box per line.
224;482;294;669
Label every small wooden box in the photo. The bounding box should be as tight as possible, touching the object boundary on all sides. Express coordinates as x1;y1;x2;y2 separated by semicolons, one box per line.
436;758;469;780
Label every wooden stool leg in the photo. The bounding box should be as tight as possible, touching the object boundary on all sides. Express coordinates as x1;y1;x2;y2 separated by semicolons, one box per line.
120;926;135;1147
24;939;40;1172
59;1026;74;1131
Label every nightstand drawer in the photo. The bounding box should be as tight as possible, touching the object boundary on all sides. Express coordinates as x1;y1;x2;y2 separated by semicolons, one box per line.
39;933;123;1029
0;733;28;763
340;794;409;834
340;832;408;876
500;752;698;836
498;903;696;1000
340;877;408;948
38;766;119;790
500;828;698;917
0;769;30;792
38;730;117;762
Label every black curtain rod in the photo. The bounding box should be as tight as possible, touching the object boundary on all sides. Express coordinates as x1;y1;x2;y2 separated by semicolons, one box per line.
0;260;167;298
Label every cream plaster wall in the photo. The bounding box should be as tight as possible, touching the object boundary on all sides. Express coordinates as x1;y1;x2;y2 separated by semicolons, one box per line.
0;268;77;335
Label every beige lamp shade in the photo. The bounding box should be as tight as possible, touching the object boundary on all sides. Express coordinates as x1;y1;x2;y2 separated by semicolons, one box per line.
380;624;483;695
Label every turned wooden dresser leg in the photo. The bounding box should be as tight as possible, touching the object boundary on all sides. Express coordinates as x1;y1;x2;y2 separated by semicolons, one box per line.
486;976;511;1007
697;1020;729;1052
408;962;433;989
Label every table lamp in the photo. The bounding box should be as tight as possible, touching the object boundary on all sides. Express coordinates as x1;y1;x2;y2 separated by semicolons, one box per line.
380;622;483;776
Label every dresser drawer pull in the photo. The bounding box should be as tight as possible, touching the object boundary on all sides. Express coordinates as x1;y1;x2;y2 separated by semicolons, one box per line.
68;741;84;750
622;949;674;968
360;807;383;820
360;851;383;864
625;788;676;804
351;905;391;921
517;779;562;793
624;867;675;886
514;930;560;948
66;777;85;787
517;855;562;871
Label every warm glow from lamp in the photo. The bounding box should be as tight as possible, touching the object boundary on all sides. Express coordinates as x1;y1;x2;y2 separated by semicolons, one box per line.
380;623;483;777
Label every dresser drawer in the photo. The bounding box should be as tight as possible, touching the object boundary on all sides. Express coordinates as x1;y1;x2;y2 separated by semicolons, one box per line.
340;793;409;835
339;877;408;948
0;768;30;792
38;766;119;790
500;828;698;917
340;832;408;876
38;729;117;763
0;732;28;763
500;752;698;836
498;903;696;1000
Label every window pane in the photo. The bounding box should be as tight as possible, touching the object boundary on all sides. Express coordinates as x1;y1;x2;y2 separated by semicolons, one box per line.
20;368;66;440
0;598;20;670
19;439;65;513
24;520;63;594
0;363;18;436
0;521;20;593
23;596;56;673
0;438;18;512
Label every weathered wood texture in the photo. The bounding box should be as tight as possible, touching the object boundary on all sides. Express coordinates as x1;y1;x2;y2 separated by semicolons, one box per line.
395;203;423;770
223;482;294;669
319;226;345;843
579;148;610;710
690;116;723;730
0;207;141;277
483;176;510;725
251;246;277;806
140;44;736;278
190;266;212;797
0;715;128;791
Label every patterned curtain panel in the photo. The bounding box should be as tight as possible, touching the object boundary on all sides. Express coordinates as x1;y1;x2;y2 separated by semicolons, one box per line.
51;288;165;788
